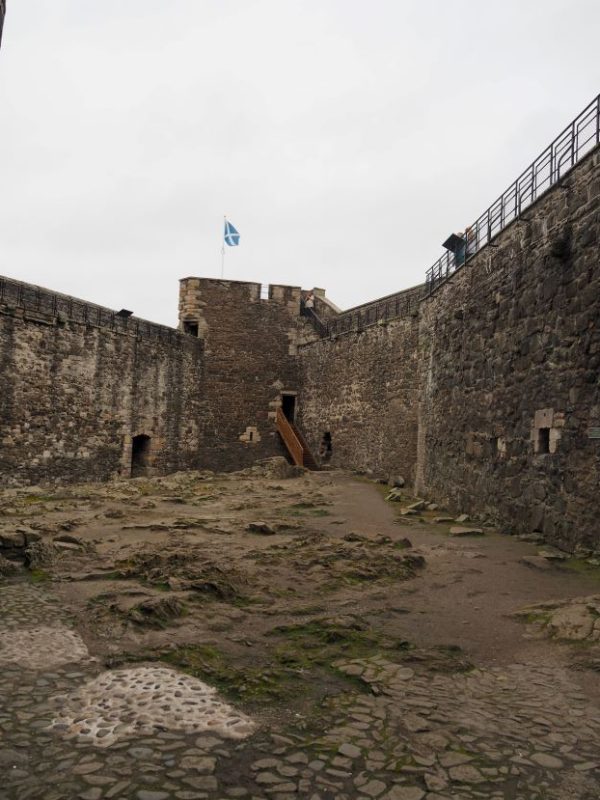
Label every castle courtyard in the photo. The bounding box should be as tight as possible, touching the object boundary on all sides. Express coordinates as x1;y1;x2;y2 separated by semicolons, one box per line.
2;4;600;800
1;464;600;800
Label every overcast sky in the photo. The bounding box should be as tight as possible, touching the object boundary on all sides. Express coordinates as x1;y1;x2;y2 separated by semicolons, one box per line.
1;1;599;326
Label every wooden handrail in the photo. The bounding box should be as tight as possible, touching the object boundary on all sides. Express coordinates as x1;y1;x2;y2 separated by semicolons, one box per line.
276;408;304;466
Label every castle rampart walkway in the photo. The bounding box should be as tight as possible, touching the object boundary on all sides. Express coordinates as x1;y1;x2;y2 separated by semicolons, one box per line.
0;275;181;340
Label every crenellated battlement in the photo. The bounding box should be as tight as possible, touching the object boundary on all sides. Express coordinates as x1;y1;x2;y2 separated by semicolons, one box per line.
178;277;302;339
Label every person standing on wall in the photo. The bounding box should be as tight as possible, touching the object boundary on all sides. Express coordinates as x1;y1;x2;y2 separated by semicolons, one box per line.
454;232;467;267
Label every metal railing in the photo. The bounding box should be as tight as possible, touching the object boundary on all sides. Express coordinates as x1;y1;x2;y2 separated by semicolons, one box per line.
426;93;600;293
0;275;181;340
324;285;424;337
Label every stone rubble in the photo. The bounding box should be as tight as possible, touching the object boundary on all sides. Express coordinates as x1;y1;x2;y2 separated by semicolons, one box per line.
515;595;600;642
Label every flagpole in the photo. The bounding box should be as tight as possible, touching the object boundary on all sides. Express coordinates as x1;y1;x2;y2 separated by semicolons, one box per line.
221;215;226;278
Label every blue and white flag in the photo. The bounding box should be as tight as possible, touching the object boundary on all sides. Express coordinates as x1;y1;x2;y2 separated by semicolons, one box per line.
224;219;240;247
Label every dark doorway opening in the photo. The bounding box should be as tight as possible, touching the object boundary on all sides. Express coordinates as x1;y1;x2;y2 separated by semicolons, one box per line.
183;320;199;337
281;394;296;423
538;428;550;455
131;434;151;477
320;431;332;462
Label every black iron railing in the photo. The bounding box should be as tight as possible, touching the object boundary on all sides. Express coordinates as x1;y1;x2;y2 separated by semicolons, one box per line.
0;275;181;340
426;94;600;293
325;284;424;336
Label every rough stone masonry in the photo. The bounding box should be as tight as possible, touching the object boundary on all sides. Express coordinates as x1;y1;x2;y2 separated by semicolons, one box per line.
1;147;599;551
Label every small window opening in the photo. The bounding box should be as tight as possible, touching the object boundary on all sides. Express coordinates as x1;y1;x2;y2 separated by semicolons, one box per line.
131;434;151;477
183;320;199;337
490;436;498;456
320;431;332;462
260;284;270;300
248;431;254;442
281;394;296;422
538;428;550;454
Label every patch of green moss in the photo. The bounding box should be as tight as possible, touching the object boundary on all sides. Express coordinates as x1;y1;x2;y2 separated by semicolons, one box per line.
26;490;89;505
519;611;552;626
21;494;57;505
563;558;600;582
28;568;50;583
160;645;298;704
154;619;411;708
268;619;407;668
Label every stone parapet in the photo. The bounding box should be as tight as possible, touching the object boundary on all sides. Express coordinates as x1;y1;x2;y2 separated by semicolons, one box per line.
0;275;180;340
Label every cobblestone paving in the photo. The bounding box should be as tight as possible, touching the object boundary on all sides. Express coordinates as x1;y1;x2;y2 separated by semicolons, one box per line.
48;667;255;745
2;579;600;799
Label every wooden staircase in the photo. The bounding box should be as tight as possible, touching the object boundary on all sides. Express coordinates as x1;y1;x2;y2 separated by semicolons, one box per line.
276;408;319;470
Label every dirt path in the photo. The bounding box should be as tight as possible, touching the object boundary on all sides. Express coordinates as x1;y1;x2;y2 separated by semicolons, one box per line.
328;473;600;679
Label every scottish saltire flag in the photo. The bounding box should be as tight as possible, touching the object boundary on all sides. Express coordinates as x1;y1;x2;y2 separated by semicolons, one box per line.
224;219;240;247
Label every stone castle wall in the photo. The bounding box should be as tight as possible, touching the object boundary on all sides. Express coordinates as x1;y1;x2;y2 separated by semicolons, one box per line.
0;276;314;488
178;278;308;471
298;148;600;550
416;149;600;550
0;279;204;487
297;312;420;483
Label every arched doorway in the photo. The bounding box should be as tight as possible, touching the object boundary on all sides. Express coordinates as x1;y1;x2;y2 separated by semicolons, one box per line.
131;434;151;477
